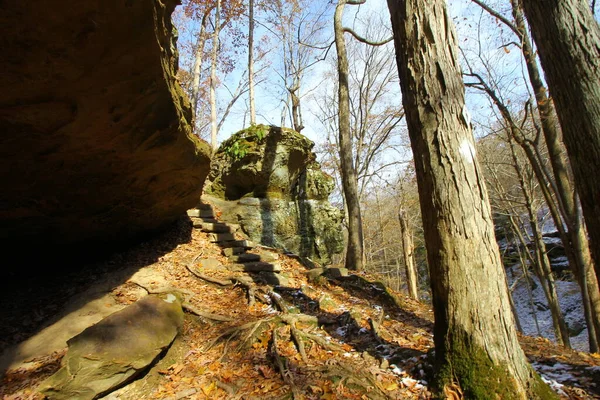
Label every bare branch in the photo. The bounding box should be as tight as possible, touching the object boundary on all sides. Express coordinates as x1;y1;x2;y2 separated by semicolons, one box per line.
343;27;393;46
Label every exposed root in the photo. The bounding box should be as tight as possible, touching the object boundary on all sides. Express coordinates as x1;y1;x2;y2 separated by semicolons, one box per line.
182;302;233;322
186;263;260;306
268;327;301;400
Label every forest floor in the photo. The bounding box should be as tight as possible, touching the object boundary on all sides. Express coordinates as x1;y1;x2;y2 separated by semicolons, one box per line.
1;212;599;399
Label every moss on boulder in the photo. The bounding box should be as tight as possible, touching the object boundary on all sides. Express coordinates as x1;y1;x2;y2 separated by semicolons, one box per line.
204;126;343;265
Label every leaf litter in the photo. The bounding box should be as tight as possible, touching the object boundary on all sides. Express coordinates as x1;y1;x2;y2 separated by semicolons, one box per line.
1;217;599;399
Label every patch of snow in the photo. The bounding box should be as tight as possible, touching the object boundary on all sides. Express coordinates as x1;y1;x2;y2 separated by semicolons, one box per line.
539;375;567;396
509;270;588;352
335;327;347;337
163;293;176;303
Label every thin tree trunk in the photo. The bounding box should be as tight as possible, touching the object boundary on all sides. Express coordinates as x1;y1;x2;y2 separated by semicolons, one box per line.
509;140;571;347
191;11;211;122
334;0;363;271
387;0;554;397
209;0;221;150
248;0;256;125
399;208;418;300
520;0;600;287
375;191;389;271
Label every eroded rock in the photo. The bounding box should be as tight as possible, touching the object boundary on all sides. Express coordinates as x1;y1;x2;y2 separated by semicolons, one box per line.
203;125;343;265
0;0;211;255
39;294;184;400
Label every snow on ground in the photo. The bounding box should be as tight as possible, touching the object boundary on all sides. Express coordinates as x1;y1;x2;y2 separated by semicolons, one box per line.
508;265;588;352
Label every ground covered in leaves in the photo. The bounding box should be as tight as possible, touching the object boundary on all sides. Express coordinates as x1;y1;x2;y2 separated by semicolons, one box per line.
1;213;599;399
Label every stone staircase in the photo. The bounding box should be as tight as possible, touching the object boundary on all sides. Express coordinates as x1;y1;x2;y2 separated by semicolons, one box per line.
187;202;288;285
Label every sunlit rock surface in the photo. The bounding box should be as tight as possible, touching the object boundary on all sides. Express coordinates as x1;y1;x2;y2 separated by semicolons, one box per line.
205;126;343;265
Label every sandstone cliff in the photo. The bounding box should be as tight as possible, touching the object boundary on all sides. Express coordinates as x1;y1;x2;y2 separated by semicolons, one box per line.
0;0;212;253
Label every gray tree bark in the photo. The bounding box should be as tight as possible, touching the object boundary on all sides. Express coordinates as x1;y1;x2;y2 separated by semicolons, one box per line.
398;208;418;300
248;0;256;125
334;0;364;271
386;0;554;397
209;0;221;150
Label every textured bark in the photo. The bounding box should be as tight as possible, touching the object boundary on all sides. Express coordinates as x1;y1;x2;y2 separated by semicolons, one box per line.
248;0;256;125
399;209;418;300
334;0;364;271
520;0;600;287
209;0;221;150
387;0;553;397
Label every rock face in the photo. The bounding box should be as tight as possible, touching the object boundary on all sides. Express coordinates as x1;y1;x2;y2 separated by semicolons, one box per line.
205;126;344;265
39;294;184;400
0;0;211;252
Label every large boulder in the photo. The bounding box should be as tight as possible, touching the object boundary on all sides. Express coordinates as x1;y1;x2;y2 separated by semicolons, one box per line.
38;293;184;400
0;0;211;253
204;125;344;265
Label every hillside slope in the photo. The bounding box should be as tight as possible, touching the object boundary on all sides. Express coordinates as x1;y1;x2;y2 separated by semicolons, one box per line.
1;200;599;399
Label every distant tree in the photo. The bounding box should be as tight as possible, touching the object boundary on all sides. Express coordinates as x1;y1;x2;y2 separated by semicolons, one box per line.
387;0;554;397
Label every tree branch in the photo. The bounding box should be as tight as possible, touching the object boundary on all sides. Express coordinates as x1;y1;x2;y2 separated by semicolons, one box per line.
343;27;393;46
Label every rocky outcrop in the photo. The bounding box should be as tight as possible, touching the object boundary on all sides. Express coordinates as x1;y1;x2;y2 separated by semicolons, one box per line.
0;0;211;253
204;126;343;265
39;293;184;400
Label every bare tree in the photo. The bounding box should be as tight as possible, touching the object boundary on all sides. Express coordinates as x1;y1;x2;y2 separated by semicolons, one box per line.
387;0;554;396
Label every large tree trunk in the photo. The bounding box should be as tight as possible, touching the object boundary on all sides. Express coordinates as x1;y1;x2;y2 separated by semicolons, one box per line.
386;0;554;397
248;0;256;125
510;0;600;350
520;0;600;287
334;0;364;271
209;0;221;150
398;208;418;300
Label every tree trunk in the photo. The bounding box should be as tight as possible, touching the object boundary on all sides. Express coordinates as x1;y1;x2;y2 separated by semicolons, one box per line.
334;0;364;271
398;208;418;300
520;0;600;287
248;0;256;125
511;0;600;350
386;0;554;397
209;0;221;150
508;139;571;347
191;10;211;123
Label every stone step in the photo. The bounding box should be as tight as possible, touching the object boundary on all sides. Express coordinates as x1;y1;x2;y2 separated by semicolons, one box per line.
228;253;261;263
208;233;236;243
187;209;214;218
228;262;282;273
193;221;238;234
222;247;246;256
197;203;214;211
219;240;256;249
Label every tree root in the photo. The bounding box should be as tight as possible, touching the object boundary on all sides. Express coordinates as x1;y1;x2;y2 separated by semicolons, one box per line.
186;262;261;306
182;302;233;322
269;327;301;400
128;281;233;323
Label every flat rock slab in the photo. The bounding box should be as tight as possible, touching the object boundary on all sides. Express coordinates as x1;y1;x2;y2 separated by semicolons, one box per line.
39;294;184;400
195;258;223;271
228;262;282;273
228;253;261;263
222;247;245;256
